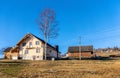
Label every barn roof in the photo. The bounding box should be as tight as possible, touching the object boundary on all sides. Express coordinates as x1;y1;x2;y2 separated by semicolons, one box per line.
68;45;93;53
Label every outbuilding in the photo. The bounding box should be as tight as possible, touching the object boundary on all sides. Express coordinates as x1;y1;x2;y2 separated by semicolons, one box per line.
68;45;93;59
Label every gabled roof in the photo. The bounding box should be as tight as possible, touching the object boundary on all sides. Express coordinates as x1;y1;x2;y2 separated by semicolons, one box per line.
16;33;56;50
31;34;56;50
68;45;93;53
4;47;12;52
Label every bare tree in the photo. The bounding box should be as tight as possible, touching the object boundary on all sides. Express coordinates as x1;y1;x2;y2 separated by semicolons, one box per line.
0;48;6;54
36;8;59;60
0;47;6;58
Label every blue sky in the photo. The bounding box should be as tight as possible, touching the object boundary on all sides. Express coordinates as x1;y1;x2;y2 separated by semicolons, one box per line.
0;0;120;55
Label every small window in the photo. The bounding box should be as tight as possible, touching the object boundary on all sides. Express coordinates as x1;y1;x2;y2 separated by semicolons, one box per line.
37;56;39;58
20;47;23;50
29;42;32;48
36;41;39;45
22;43;26;46
91;52;93;54
36;48;40;53
25;50;28;54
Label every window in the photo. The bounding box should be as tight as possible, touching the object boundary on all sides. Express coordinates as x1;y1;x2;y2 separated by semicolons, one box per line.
37;56;39;58
25;50;28;54
49;50;52;53
36;48;40;53
20;47;23;51
36;41;39;45
22;43;26;46
29;42;32;48
91;52;93;54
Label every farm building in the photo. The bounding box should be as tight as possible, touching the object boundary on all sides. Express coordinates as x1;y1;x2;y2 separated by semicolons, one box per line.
4;33;60;60
68;45;93;59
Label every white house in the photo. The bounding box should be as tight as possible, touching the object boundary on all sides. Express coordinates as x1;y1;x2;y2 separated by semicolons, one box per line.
4;33;60;60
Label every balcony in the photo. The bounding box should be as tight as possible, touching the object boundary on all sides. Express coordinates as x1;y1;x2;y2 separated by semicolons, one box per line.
26;46;35;49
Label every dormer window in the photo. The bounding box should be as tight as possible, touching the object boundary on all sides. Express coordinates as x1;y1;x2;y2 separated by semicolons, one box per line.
36;41;39;45
29;42;32;48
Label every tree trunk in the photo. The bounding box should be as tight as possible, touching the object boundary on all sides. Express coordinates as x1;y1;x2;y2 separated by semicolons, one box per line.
44;41;47;60
44;36;47;60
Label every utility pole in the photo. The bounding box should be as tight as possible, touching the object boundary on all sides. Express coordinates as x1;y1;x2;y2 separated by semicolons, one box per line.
79;36;81;60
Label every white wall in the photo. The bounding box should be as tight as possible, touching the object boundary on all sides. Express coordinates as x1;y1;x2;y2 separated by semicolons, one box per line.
19;36;44;60
18;35;58;60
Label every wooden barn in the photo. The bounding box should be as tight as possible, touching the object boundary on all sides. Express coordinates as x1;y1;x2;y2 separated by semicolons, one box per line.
68;45;93;59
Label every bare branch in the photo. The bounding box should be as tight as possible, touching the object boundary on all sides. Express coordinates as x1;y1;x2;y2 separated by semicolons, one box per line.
36;8;59;40
36;8;59;60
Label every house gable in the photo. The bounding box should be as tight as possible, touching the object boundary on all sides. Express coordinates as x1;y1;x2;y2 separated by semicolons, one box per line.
16;33;56;50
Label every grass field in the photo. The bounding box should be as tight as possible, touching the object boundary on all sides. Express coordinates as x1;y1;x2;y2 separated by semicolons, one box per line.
0;60;120;78
95;51;120;57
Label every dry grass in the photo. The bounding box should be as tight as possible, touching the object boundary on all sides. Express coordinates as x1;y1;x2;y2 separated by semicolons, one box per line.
95;51;120;57
0;60;120;78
